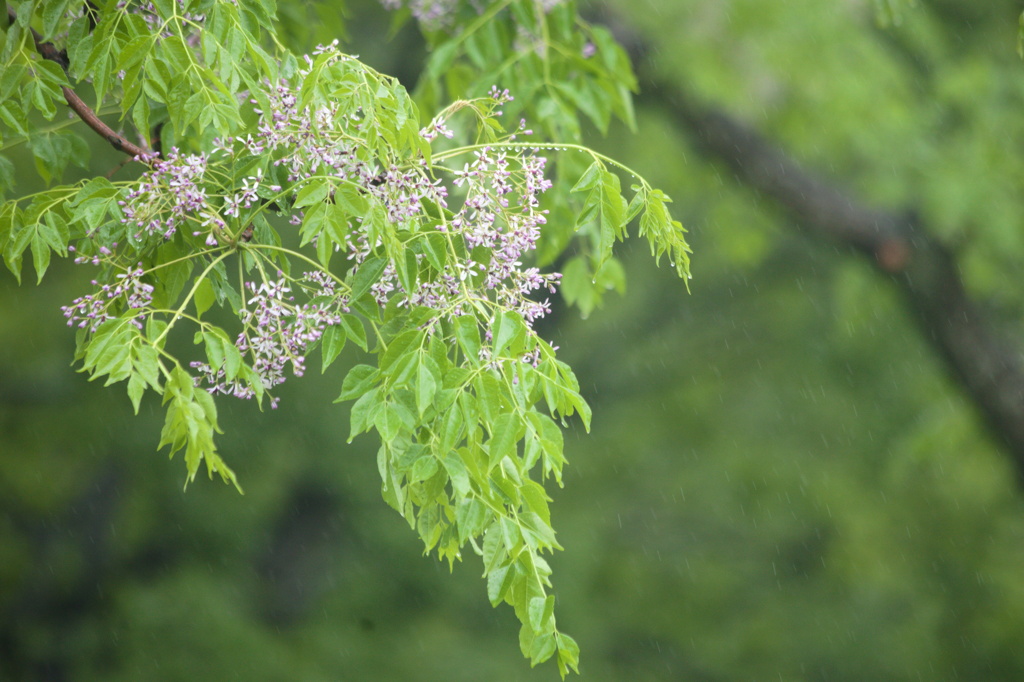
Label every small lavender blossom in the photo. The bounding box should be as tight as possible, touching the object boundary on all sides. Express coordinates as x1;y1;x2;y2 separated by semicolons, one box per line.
191;274;344;407
120;149;211;241
488;86;514;105
330;133;560;329
420;118;455;142
61;265;153;332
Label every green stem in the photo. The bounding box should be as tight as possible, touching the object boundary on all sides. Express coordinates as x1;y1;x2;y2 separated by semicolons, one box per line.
242;244;351;292
433;142;652;189
151;250;233;347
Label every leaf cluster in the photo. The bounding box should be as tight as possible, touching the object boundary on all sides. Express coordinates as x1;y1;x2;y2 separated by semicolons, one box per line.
0;0;692;674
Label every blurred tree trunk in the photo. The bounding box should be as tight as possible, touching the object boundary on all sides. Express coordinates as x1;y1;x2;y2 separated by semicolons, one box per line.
603;11;1024;484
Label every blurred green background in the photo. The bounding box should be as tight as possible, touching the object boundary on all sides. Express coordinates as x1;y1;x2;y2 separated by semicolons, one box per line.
5;0;1024;679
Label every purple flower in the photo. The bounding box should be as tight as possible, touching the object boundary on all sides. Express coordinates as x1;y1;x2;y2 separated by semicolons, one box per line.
61;264;153;332
192;274;344;406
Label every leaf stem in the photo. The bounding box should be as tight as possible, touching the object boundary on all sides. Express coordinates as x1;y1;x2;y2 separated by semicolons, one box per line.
433;142;652;189
151;250;233;347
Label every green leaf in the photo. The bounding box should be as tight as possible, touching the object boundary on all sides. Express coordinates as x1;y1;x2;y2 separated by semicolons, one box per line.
41;0;73;38
82;318;136;385
422;231;448;270
487;412;521;472
0;63;26;103
520;477;551;520
528;595;555;633
639;189;691;278
294;177;330;208
127;373;146;414
526;412;565;482
442;450;471;497
193;278;215;319
529;631;557;666
118;35;154;72
380;329;423;372
3;219;32;282
520;511;559;551
438;401;465;455
394;442;426;472
334;182;368;216
482;524;506;575
455;498;488;542
336;364;379;402
492;310;526;357
556;632;581;678
570;161;602;193
30;231;52;283
320;324;346;372
339;314;368;352
487;563;516;606
158;365;237;492
454;315;481;362
409;453;439;482
473;372;506;424
415;353;440;417
375;401;408;443
625;184;646;223
133;342;161;388
394;248;418;294
201;330;225;372
223;340;243;381
595;169;627;266
348;386;381;441
349;255;387;302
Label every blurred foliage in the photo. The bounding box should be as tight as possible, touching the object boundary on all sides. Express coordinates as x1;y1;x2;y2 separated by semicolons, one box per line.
4;0;1024;679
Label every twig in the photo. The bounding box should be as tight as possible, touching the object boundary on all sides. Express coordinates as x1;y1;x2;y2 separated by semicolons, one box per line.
6;4;153;162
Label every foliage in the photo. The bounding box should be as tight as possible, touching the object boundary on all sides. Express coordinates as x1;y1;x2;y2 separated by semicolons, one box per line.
5;1;1024;681
0;0;691;674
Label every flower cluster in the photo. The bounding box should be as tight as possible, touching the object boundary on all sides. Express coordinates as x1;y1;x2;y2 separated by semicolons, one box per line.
446;146;560;323
190;274;343;408
419;117;455;142
60;264;154;333
68;41;565;410
333;145;560;324
244;53;449;229
307;79;561;328
119;149;217;241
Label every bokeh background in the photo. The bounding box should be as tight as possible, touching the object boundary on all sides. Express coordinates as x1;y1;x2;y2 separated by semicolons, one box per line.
5;0;1024;679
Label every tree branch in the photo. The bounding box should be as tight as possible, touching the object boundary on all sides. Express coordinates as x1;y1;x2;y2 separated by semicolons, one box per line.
635;75;1024;482
6;5;152;161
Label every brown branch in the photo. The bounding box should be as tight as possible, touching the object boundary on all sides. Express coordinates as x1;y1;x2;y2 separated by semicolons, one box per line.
6;4;152;162
61;85;150;159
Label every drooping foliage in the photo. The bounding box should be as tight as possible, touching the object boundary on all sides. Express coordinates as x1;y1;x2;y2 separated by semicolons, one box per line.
0;0;690;674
